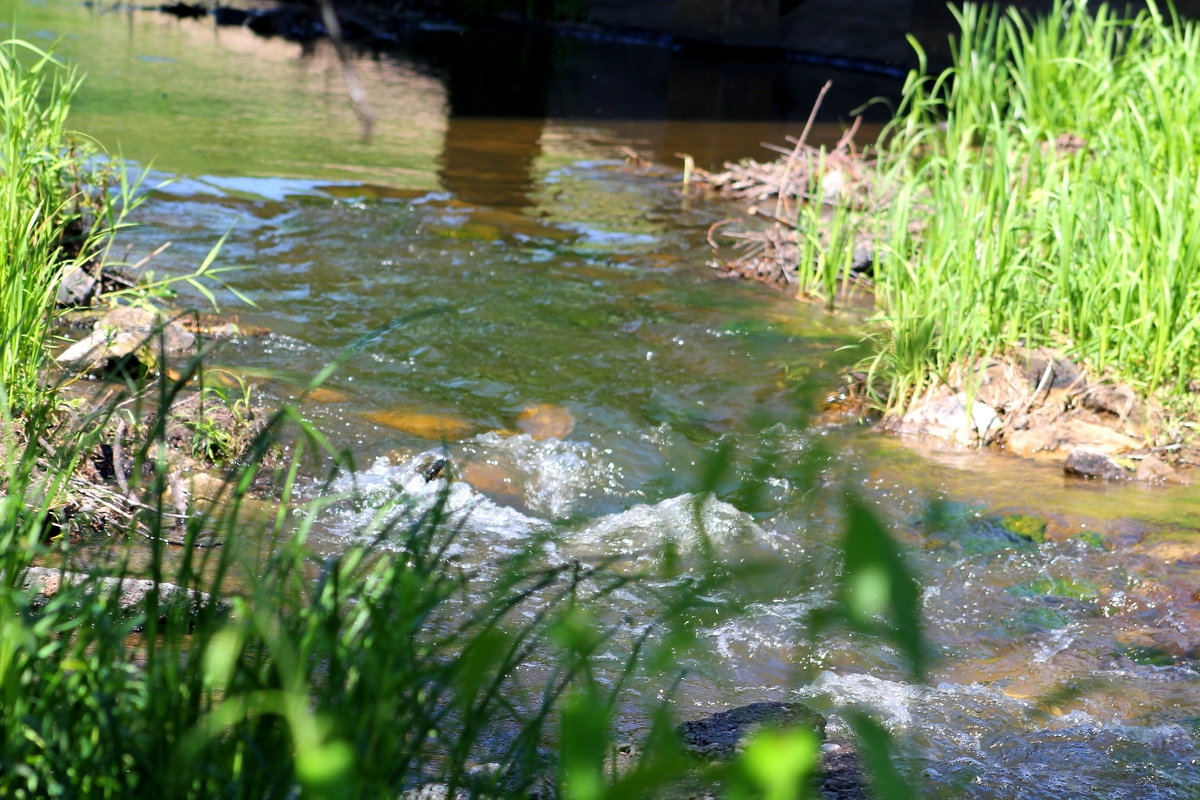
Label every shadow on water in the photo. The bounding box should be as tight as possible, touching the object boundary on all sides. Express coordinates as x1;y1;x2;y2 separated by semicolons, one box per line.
49;0;909;200
83;0;1200;210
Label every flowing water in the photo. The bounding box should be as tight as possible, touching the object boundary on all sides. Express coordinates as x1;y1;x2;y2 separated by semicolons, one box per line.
16;2;1200;795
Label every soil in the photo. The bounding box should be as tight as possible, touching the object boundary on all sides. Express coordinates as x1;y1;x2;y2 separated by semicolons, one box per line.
33;275;278;544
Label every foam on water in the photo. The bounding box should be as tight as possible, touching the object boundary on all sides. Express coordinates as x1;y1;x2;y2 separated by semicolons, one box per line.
806;671;922;730
458;432;627;519
707;599;820;661
314;453;548;552
562;492;771;563
802;670;1200;799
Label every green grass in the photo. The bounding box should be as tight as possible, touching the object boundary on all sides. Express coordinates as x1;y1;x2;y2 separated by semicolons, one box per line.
0;39;134;414
808;1;1200;418
1;369;652;799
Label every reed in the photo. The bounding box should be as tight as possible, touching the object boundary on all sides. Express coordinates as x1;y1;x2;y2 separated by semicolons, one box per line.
822;1;1200;414
0;39;133;414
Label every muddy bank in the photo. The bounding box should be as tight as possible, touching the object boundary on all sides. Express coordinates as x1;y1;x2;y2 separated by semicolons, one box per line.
35;266;277;542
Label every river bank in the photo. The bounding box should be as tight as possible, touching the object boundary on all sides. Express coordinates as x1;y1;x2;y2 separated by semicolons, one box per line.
695;1;1200;484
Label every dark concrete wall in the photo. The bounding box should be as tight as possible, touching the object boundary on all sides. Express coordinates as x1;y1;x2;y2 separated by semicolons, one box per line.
780;0;913;64
578;0;1200;65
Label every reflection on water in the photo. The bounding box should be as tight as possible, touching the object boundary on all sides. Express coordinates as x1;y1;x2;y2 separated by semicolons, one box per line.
440;118;545;209
19;2;1200;796
16;1;902;192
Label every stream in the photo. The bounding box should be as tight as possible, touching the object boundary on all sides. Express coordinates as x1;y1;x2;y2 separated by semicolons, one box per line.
16;1;1200;796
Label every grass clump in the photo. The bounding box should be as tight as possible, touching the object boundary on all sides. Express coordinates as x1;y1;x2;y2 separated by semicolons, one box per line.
0;39;135;414
0;406;596;798
812;1;1200;418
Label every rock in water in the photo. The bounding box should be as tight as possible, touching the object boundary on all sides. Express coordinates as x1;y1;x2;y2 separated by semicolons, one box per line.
515;403;575;440
362;410;474;440
678;702;826;759
677;703;865;800
459;461;525;508
56;306;195;376
1134;455;1183;484
303;386;353;404
1063;447;1128;481
818;740;867;800
893;391;999;445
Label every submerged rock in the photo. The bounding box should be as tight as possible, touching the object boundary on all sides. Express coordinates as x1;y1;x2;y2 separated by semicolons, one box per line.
997;514;1047;544
459;460;524;508
1006;576;1101;602
362;409;475;440
920;501;1047;554
677;702;825;759
303;386;353;404
515;403;575;440
1063;447;1128;481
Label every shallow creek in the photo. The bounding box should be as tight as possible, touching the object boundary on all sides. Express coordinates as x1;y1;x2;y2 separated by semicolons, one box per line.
17;2;1200;796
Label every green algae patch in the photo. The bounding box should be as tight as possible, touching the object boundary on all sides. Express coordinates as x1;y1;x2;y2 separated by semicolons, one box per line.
1007;577;1101;602
1014;607;1075;632
1117;645;1178;667
999;515;1047;545
1073;530;1108;551
920;501;1044;555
